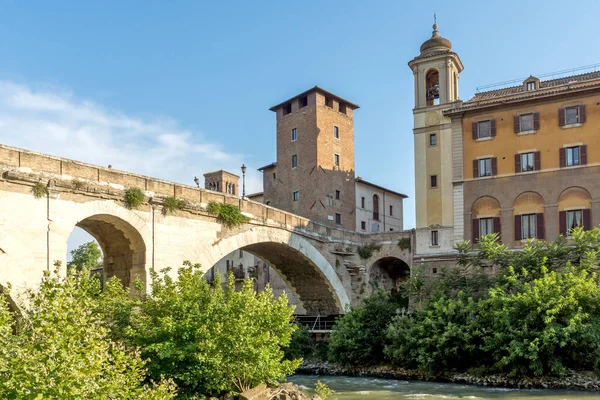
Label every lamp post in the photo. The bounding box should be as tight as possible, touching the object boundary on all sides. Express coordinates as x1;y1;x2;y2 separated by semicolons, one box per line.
241;164;247;198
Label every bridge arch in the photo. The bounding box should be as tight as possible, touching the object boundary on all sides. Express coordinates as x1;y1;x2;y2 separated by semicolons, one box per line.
368;256;410;294
190;226;350;315
59;201;151;289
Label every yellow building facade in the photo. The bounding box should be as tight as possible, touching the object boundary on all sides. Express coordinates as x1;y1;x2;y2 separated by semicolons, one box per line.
411;23;600;269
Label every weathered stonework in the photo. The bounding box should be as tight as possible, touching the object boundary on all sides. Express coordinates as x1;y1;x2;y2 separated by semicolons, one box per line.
0;144;412;314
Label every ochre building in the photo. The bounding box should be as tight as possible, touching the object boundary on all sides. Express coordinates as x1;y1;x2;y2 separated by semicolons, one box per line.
411;22;600;270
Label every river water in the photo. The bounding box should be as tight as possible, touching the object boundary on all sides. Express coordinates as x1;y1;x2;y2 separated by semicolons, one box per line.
289;375;600;399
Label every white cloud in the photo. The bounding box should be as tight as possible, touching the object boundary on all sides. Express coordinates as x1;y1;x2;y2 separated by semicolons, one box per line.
0;81;263;194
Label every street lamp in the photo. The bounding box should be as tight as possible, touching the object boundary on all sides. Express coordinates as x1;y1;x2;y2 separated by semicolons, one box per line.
241;164;247;198
193;176;199;188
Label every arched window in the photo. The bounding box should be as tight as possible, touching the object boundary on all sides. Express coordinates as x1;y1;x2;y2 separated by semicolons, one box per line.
426;69;440;106
373;194;380;221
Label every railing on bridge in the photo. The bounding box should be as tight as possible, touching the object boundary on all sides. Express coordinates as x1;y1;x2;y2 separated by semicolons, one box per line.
294;314;340;333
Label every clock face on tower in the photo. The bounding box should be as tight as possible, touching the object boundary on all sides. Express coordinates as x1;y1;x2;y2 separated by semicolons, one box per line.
425;111;441;126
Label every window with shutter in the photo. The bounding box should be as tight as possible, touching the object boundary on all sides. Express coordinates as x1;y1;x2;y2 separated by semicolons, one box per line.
520;152;535;172
566;210;583;233
474;120;492;139
472;219;480;243
580;145;587;165
583;209;592;230
559;211;567;235
514;215;522;241
534;151;541;171
536;213;545;240
520;214;537;239
491;157;498;175
479;217;494;239
477;158;492;177
514;153;521;173
565;106;579;125
579;105;587;123
519;113;534;132
493;217;501;242
558;108;566;126
566;146;581;166
533;112;540;130
559;148;566;168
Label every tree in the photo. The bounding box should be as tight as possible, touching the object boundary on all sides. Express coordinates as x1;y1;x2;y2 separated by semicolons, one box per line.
67;241;103;273
0;269;175;399
328;290;405;365
116;263;300;398
385;228;600;377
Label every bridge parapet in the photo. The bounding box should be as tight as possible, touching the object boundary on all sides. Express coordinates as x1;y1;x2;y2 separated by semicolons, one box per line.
0;144;412;247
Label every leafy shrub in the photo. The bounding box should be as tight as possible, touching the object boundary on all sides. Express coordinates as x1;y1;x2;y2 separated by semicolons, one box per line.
385;229;600;377
124;187;145;209
397;237;411;251
163;196;187;215
385;293;481;372
0;270;175;399
207;201;250;228
117;263;299;397
284;325;313;360
31;182;48;199
314;380;335;400
328;290;403;365
356;243;381;260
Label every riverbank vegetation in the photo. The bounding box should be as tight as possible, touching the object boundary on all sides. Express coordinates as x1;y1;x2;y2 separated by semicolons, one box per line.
0;262;299;399
317;228;600;379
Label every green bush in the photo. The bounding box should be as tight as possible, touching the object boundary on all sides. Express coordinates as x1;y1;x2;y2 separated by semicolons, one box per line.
163;196;187;215
124;187;145;209
31;182;48;199
207;201;250;228
284;325;313;360
314;380;335;400
385;228;600;377
116;263;299;397
356;243;381;260
397;237;411;251
0;270;175;399
328;290;403;365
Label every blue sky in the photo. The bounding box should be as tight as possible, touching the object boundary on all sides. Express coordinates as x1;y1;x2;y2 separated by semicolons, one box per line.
1;0;599;242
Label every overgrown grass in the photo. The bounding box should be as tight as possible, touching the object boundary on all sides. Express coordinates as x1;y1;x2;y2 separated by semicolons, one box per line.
207;201;250;228
124;188;145;209
357;243;382;260
163;197;187;215
31;182;48;199
397;237;411;252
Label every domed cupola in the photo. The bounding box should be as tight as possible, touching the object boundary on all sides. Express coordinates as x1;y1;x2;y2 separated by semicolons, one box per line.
420;20;452;53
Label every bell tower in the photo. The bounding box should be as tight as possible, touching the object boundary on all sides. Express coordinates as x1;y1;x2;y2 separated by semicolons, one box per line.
408;19;463;256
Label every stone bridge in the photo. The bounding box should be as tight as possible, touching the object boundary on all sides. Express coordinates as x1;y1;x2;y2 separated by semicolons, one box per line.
0;144;413;314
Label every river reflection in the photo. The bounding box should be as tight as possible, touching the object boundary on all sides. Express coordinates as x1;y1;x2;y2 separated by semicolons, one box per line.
288;375;600;399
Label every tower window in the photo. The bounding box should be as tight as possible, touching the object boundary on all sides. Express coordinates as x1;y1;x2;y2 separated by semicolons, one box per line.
361;197;365;208
299;95;308;108
431;230;439;246
373;194;380;221
429;133;437;146
361;221;366;230
389;205;393;216
335;190;340;200
334;126;339;139
293;191;299;201
426;69;440;106
291;128;298;141
291;154;298;168
334;154;340;167
272;172;276;179
335;213;342;224
339;102;347;114
430;175;438;188
325;96;333;108
283;103;292;115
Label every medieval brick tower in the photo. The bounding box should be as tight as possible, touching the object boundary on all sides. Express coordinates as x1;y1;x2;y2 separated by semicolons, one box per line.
260;86;359;230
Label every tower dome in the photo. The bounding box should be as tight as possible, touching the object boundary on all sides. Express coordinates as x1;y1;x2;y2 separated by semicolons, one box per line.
420;21;452;53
